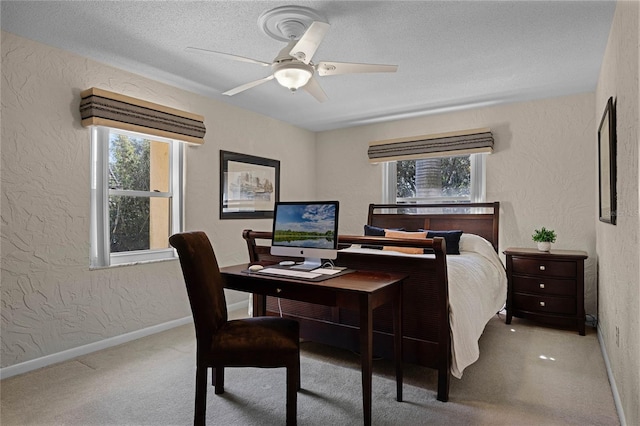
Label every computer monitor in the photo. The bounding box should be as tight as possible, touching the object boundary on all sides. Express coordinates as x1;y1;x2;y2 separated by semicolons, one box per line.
270;201;339;270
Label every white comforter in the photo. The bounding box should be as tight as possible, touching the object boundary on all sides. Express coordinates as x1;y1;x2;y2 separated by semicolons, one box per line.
341;233;507;378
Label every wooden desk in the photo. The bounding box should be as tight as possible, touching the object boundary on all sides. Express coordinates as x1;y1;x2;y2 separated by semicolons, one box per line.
220;264;405;426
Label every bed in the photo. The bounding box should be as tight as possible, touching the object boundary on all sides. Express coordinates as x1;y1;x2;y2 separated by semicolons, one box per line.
242;202;506;402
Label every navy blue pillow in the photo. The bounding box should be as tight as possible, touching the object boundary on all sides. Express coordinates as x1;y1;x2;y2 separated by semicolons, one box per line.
363;225;404;249
364;225;387;236
424;230;463;255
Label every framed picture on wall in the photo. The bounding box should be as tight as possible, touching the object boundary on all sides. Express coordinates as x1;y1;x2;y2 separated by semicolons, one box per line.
220;150;280;219
597;96;617;225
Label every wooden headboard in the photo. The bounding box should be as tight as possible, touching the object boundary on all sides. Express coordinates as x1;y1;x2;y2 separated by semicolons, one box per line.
367;202;500;252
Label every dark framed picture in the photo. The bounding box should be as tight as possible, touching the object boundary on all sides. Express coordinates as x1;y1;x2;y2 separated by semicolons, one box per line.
220;150;280;219
598;97;617;225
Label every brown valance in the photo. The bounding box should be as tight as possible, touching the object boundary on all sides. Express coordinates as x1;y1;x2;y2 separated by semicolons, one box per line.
368;127;493;163
80;88;205;144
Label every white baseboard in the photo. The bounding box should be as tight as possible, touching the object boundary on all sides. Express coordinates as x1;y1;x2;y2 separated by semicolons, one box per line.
0;300;248;380
597;324;627;426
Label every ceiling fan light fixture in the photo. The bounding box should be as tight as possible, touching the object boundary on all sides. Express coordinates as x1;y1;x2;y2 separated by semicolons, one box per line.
188;5;396;101
273;62;313;91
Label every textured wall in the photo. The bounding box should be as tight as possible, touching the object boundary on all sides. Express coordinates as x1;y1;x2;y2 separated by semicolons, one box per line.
316;93;598;314
595;1;640;424
1;31;316;368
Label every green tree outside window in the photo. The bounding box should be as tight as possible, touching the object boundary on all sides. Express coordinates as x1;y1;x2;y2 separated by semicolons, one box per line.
109;134;151;252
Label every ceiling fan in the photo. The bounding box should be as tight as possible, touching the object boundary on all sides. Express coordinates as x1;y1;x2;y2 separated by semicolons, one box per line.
185;6;398;102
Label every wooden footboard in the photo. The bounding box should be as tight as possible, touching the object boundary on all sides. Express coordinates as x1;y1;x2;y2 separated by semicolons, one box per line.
242;230;451;401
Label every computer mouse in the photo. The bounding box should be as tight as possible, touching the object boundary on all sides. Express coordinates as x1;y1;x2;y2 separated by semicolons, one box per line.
248;264;264;272
279;261;295;266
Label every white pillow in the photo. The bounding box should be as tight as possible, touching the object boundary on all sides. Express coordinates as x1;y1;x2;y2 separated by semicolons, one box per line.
459;233;497;258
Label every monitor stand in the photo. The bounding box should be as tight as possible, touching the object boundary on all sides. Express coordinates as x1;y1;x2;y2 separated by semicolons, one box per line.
291;258;322;271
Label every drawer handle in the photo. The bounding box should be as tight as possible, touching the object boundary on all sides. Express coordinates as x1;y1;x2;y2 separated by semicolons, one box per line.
539;283;545;289
539;301;545;307
276;288;282;294
539;265;546;271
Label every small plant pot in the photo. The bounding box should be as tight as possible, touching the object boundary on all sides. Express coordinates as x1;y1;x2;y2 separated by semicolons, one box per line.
537;242;551;252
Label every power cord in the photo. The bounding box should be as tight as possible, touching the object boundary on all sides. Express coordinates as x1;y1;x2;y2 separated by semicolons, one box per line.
321;260;336;269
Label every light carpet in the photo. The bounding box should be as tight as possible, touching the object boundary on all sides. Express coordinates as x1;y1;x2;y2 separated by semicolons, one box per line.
1;312;619;425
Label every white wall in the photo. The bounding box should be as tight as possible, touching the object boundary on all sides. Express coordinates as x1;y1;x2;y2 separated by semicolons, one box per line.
316;93;598;314
595;1;640;424
0;31;316;368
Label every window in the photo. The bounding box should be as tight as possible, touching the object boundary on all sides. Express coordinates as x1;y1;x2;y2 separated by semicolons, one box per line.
383;153;486;204
91;127;183;267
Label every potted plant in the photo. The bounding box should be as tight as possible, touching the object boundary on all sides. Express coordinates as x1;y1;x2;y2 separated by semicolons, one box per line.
532;227;556;252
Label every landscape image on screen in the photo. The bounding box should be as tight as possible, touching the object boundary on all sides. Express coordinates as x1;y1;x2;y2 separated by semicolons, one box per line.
273;203;336;248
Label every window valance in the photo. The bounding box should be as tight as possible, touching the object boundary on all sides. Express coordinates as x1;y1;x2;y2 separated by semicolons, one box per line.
80;88;206;144
368;127;493;163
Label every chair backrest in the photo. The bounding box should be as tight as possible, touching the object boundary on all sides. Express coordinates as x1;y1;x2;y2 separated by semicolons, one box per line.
169;231;228;340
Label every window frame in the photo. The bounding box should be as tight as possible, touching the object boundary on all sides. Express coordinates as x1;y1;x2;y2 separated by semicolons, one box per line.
382;153;486;204
90;126;184;267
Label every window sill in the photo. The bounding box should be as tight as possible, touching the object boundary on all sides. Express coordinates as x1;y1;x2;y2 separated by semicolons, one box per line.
90;256;179;271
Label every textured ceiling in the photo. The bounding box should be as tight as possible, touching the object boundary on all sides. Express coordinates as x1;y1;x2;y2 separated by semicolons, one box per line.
1;1;616;132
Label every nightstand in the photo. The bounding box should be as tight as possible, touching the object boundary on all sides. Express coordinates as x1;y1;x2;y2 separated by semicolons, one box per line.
504;247;588;335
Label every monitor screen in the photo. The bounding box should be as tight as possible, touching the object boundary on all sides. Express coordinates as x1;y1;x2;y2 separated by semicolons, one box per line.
270;201;339;270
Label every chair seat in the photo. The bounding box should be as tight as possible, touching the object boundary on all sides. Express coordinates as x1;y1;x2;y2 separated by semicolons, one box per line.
211;317;299;367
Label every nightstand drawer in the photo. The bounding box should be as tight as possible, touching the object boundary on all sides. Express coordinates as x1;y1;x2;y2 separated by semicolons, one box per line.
513;293;576;315
511;257;576;278
512;276;576;297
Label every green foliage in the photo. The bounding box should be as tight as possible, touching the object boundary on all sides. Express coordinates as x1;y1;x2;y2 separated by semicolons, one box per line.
396;160;416;198
440;156;470;196
109;134;151;252
532;227;557;243
396;156;470;198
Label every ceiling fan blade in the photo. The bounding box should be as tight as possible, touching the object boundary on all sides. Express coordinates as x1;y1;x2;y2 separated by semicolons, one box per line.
185;47;271;67
316;61;398;76
222;75;275;96
289;21;330;64
302;77;328;103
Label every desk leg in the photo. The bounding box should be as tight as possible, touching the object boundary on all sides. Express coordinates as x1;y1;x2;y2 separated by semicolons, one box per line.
253;294;266;317
359;295;373;426
392;289;403;402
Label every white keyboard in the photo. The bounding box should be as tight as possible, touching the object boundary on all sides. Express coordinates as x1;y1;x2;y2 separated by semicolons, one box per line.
257;267;321;279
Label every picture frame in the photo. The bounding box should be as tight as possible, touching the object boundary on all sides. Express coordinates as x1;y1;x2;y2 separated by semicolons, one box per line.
220;150;280;219
597;97;617;225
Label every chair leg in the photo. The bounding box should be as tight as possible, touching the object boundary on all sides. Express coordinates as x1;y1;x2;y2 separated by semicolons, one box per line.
194;365;207;426
286;363;298;426
213;366;225;394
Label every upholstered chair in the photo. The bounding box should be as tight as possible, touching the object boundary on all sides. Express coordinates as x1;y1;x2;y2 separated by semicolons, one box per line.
169;231;300;426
